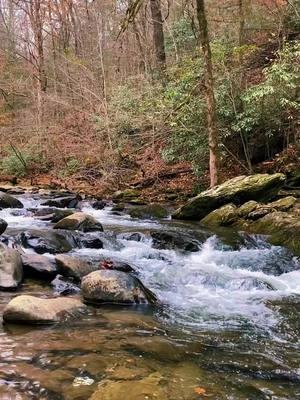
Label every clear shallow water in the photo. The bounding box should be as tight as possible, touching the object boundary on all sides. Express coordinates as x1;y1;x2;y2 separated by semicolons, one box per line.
0;195;300;399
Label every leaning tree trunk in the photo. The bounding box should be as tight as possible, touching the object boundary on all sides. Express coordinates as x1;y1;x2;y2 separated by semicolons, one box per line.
149;0;166;73
196;0;219;187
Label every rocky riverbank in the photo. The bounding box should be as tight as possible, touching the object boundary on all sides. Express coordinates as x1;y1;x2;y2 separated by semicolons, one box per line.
172;173;300;255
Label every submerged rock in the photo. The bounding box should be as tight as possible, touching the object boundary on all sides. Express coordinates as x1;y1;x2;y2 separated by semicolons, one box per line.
18;229;77;254
81;270;157;305
172;173;285;220
0;219;8;235
51;274;80;295
41;195;80;208
53;212;103;232
151;231;201;252
0;191;24;208
0;243;23;289
128;204;169;219
3;295;86;324
89;372;166;400
21;253;57;280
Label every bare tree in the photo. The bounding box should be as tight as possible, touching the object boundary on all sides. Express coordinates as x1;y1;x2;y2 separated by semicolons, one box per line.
196;0;219;187
149;0;166;72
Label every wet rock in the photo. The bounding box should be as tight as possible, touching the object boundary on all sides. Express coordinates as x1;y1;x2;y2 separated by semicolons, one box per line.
172;173;286;220
41;195;80;208
0;243;23;289
55;255;96;281
18;229;77;254
3;295;86;324
81;270;157;305
128;203;169;219
21;253;57;280
98;259;136;274
79;233;104;249
53;212;103;232
112;203;125;212
0;191;24;208
55;255;135;281
89;372;166;400
150;231;201;252
92;200;106;210
0;218;8;235
119;232;143;242
51;274;80;295
230;277;274;291
201;204;238;226
30;208;74;222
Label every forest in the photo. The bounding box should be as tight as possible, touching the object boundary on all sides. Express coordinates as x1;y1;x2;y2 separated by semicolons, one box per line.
0;0;299;198
0;2;300;399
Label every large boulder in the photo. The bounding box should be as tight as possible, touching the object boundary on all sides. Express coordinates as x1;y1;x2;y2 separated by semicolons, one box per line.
0;243;23;289
18;229;77;254
41;195;79;208
0;191;24;208
53;212;103;232
172;174;286;220
0;219;8;235
81;270;157;305
3;295;86;324
21;253;57;280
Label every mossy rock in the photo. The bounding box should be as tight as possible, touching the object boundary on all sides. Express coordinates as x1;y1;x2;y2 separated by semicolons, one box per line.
268;196;297;212
128;204;169;219
249;211;300;255
113;189;141;201
201;204;238;227
172;173;286;220
237;201;259;218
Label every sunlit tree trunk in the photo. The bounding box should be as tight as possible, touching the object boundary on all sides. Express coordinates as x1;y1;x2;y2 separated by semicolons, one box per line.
196;0;219;187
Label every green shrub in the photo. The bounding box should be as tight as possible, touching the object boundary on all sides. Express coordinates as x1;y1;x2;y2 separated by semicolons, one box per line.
0;147;44;177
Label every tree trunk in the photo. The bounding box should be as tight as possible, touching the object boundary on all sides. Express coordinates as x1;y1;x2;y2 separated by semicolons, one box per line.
149;0;166;73
196;0;219;187
238;0;245;46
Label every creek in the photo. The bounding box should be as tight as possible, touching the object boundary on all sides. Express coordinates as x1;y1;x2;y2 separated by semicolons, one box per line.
0;193;299;399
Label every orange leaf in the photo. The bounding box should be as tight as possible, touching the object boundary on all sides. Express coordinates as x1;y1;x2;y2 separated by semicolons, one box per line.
194;387;207;396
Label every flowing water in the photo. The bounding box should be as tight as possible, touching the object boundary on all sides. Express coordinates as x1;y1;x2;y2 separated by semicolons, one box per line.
0;193;300;399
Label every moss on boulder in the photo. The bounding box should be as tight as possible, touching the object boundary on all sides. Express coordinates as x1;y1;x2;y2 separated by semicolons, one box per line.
172;173;285;220
201;204;238;227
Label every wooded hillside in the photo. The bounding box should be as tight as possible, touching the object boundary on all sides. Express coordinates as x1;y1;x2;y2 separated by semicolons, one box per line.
0;0;299;199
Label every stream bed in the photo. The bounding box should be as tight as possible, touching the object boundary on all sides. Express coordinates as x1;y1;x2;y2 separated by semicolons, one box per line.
0;193;300;399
